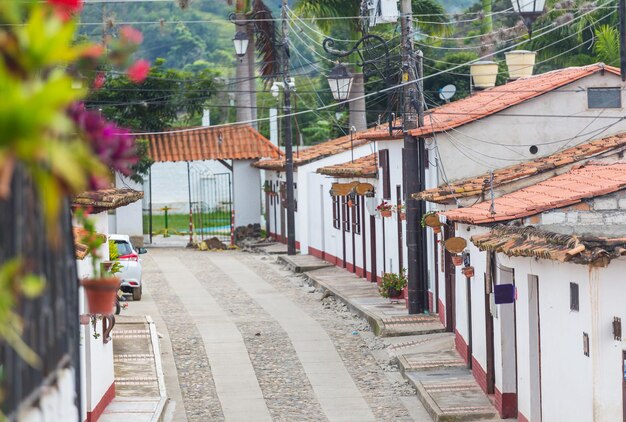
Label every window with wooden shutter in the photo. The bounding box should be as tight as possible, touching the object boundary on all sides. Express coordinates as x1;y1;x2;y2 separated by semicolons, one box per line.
342;196;351;233
353;195;361;235
379;149;391;199
570;282;579;311
332;196;340;229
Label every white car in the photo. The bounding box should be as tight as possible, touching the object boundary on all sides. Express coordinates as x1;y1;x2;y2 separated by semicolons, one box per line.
109;234;147;301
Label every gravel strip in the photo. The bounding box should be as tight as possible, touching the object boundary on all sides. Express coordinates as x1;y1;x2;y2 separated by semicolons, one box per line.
142;253;224;422
179;250;328;422
239;253;415;421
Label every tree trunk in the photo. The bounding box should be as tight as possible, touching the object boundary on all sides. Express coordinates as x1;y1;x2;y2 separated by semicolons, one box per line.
349;73;367;131
235;13;252;124
246;22;258;129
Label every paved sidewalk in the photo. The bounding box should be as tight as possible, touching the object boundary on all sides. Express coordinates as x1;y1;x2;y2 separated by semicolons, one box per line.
101;315;167;422
279;255;445;337
278;254;502;422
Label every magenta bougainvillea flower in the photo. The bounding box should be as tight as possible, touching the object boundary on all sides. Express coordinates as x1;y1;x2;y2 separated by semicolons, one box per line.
47;0;83;20
127;59;150;83
68;103;138;180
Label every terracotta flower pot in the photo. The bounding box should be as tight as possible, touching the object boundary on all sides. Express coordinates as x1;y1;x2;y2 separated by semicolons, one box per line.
380;210;392;217
462;266;475;278
452;255;463;266
81;277;120;315
387;287;403;299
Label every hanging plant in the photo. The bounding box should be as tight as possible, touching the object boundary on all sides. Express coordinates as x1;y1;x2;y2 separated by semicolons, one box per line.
421;211;441;228
376;200;393;217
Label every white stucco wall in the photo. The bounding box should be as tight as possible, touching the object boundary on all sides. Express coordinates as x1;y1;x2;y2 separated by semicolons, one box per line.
297;145;375;253
233;160;262;227
495;254;626;422
430;72;626;183
17;368;79;422
75;212;115;420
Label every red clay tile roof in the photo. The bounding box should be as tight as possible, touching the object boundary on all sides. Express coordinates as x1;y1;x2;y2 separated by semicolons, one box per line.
471;225;626;267
146;124;282;162
443;162;626;224
72;188;144;214
254;127;382;170
317;153;378;178
414;133;626;204
363;64;620;140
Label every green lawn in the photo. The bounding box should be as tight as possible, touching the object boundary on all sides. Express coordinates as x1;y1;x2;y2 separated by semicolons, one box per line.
143;212;231;235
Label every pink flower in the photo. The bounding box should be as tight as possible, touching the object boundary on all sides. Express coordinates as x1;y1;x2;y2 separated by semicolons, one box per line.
47;0;82;11
47;0;83;20
119;26;143;45
93;72;106;90
127;60;150;83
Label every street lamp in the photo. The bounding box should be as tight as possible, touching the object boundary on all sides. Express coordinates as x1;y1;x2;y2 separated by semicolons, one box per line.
327;64;354;101
232;31;249;58
511;0;546;37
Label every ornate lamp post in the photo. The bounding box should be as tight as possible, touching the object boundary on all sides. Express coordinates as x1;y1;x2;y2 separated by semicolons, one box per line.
232;30;249;59
327;64;354;102
322;34;391;96
230;5;297;255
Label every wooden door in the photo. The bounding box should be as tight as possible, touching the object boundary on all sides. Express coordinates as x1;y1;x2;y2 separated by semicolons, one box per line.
444;225;456;332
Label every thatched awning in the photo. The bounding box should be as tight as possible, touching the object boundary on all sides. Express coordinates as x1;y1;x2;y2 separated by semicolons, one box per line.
317;153;378;179
471;225;626;267
72;188;144;214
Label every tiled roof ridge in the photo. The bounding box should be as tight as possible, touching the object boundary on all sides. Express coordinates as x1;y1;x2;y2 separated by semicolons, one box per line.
442;161;626;225
361;63;619;141
414;132;626;204
147;123;283;162
254;125;383;170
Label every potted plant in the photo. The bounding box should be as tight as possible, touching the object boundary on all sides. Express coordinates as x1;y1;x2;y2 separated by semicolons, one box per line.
421;211;442;233
452;254;463;266
76;209;120;315
462;266;475;278
376;200;393;217
379;269;407;300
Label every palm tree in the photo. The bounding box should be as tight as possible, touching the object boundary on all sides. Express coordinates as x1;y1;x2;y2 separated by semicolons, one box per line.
227;0;278;127
295;0;448;131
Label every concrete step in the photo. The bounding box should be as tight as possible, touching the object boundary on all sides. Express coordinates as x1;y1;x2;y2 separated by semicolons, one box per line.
403;369;499;422
278;254;334;273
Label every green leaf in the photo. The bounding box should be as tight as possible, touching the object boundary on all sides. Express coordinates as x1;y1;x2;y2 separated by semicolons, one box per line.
21;275;45;299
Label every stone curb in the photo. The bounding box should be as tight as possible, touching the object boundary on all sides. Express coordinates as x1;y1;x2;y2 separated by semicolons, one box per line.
146;315;169;422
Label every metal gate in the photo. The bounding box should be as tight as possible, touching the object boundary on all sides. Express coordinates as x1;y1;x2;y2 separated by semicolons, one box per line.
190;169;234;246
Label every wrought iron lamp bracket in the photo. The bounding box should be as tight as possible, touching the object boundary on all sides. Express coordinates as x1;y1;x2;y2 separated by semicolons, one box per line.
322;34;391;83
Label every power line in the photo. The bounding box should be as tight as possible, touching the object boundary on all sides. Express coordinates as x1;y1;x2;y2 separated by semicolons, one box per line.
125;0;613;134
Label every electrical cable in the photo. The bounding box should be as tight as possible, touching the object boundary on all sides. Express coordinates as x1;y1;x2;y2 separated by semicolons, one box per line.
124;0;613;134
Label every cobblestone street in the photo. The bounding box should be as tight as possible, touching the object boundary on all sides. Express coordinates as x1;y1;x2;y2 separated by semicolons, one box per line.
132;248;431;422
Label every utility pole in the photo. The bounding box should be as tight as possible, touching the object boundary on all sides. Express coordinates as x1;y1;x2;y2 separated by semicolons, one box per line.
401;0;426;314
619;0;626;82
282;0;296;255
